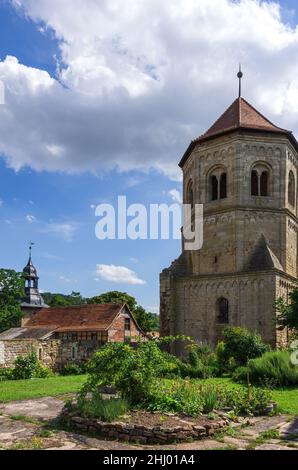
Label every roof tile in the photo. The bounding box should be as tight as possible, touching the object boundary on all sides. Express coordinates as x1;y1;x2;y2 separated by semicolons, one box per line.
25;303;124;331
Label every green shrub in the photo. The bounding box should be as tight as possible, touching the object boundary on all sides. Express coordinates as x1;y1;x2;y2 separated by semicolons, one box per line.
219;327;269;367
0;368;14;381
147;379;204;416
81;341;171;405
147;379;272;417
248;350;298;387
34;363;53;378
12;352;39;379
232;366;250;384
60;364;84;376
226;387;272;416
78;394;128;422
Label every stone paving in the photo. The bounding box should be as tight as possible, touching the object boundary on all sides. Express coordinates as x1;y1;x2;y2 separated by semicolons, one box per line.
0;397;297;450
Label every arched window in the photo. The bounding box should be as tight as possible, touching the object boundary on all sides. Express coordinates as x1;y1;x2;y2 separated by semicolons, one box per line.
288;171;295;207
260;171;268;197
217;298;229;324
251;164;271;197
186;180;194;209
251;170;258;196
211;175;218;201
220;173;227;199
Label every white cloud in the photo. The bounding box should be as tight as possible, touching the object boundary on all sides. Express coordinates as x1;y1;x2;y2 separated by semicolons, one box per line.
169;189;182;204
59;275;71;283
147;305;159;314
1;1;298;179
96;264;146;285
45;222;77;241
0;200;3;207
26;214;37;223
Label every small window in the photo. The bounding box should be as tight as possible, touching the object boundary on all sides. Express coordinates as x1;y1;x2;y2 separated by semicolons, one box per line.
125;318;131;331
38;348;42;361
220;173;227;199
71;333;77;341
288;171;295;207
217;298;229;324
71;346;77;360
251;170;258;196
186;180;194;209
260;171;268;197
211;175;218;201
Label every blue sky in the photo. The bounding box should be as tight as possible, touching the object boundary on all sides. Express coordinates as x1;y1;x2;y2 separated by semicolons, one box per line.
1;0;298;312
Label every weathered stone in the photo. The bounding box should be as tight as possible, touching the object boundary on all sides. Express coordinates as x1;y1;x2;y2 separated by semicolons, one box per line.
160;113;298;350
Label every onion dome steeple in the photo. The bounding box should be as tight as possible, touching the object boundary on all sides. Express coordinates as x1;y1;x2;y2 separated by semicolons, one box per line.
21;243;47;310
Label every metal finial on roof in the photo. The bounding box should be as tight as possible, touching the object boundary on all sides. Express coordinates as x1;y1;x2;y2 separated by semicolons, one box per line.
29;241;35;260
237;64;243;98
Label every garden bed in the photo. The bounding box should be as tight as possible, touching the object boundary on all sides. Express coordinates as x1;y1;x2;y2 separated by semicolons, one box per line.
61;408;230;444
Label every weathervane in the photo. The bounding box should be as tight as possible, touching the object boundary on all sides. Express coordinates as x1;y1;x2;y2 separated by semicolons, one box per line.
29;241;35;260
237;64;243;98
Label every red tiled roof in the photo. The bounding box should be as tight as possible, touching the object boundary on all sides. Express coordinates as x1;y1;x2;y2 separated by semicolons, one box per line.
179;97;296;167
202;97;288;139
25;303;125;331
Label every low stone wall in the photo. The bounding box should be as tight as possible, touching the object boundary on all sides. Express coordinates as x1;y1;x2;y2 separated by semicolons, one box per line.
61;410;229;445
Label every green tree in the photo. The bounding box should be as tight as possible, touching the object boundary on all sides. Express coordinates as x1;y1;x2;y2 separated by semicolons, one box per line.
43;291;85;307
134;306;160;332
218;327;269;367
0;269;24;332
276;290;298;334
88;291;137;312
88;291;159;332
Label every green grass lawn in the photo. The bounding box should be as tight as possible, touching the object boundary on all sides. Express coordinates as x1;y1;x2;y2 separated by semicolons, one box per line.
0;375;87;403
0;374;297;416
202;377;298;415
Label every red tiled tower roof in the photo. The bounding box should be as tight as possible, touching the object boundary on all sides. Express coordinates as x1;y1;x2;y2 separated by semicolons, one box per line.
202;97;288;138
179;97;296;167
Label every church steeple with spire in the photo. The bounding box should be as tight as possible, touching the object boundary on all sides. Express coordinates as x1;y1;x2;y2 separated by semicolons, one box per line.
21;244;48;318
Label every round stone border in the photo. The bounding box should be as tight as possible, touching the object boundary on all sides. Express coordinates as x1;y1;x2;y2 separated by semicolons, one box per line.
61;410;230;445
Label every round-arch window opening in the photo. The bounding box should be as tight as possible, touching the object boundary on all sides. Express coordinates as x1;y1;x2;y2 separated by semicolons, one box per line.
217;297;229;324
260;171;268;197
288;171;295;207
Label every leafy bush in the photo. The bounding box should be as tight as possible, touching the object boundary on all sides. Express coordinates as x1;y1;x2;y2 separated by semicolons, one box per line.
225;387;272;416
12;352;39;380
232;366;250;384
0;368;14;381
147;379;272;417
60;364;85;376
78;394;128;422
34;363;53;378
2;352;53;380
247;350;298;387
218;327;269;367
175;344;219;379
147;379;204;416
81;341;171;405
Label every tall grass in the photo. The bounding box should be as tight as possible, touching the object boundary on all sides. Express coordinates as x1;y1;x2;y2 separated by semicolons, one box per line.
248;351;298;387
78;395;128;422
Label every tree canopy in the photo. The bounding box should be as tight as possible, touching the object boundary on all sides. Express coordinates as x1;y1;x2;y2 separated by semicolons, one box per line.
88;291;159;332
276;290;298;335
0;269;24;332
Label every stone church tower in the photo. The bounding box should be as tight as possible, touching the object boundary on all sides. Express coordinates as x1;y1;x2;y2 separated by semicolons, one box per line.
21;246;48;325
160;79;298;350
